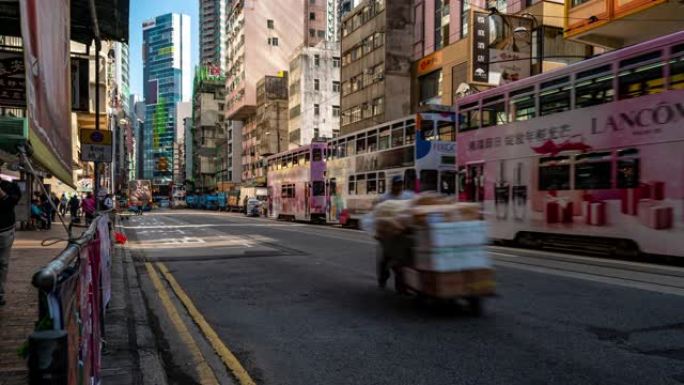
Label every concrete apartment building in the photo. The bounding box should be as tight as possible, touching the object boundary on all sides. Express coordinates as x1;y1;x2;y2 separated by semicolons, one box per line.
174;102;191;185
288;41;341;149
340;0;413;135
216;119;242;185
199;0;228;71
192;71;227;192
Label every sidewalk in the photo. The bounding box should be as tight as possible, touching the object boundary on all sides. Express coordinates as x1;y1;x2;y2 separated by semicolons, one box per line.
0;223;74;385
0;217;166;385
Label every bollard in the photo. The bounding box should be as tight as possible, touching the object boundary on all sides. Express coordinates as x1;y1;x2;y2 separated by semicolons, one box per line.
28;330;68;385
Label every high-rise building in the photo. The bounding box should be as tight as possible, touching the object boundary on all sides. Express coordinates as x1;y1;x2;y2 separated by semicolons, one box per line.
340;0;413;135
129;94;145;181
288;41;341;149
142;13;192;185
192;68;227;191
199;0;227;72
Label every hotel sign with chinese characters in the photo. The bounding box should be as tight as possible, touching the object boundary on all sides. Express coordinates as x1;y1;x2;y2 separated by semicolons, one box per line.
0;51;26;107
469;10;533;86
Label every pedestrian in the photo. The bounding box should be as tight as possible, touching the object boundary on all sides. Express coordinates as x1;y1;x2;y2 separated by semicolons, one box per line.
69;194;80;222
136;199;144;216
103;194;114;211
31;199;47;229
0;178;21;306
82;192;96;225
51;193;59;221
41;194;52;230
59;193;68;216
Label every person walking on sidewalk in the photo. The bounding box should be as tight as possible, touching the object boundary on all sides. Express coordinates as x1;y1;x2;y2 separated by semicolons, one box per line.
41;194;53;230
59;193;68;216
82;193;96;225
0;179;21;306
69;194;80;222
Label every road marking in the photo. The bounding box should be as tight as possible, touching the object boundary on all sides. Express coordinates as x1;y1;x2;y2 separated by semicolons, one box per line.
157;262;257;385
144;263;220;385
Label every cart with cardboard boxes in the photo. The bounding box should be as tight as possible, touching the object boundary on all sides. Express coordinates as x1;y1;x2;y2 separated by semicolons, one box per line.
370;195;495;315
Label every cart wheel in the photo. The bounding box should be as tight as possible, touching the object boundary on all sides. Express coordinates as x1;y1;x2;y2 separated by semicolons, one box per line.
467;297;483;317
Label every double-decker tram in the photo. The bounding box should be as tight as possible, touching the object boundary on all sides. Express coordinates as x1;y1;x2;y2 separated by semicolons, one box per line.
325;110;458;226
456;31;684;257
266;142;327;222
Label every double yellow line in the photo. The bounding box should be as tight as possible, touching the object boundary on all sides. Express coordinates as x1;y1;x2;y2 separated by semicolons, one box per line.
145;262;257;385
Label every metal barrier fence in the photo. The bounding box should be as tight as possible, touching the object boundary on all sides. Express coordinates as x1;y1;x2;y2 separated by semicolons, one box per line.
28;212;113;385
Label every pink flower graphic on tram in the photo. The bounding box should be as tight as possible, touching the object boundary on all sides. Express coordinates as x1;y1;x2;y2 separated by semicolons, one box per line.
531;135;592;155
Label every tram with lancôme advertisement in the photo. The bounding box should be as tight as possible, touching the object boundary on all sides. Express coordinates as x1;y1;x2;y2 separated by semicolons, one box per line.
325;110;458;227
455;30;684;258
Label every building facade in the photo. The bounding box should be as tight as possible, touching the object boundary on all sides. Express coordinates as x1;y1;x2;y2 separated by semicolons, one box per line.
142;13;192;185
340;0;413;135
216;120;242;185
288;41;341;149
564;0;684;49
410;0;595;110
199;0;228;72
192;70;227;192
241;74;289;184
225;1;305;122
174;101;192;185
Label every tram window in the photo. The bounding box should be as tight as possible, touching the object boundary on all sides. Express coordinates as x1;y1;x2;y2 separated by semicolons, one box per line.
346;140;356;156
482;101;506;127
420;170;438;192
669;50;684;90
440;171;457;195
356;174;367;195
378;172;386;194
298;153;306;166
281;157;287;169
392;127;404;147
348;176;356;195
510;94;535;121
441;156;456;165
338;141;347;158
438;121;455;141
420;119;436;140
404;169;417;191
617;148;640;188
367;173;377;194
574;152;612;190
575;66;614;109
538;156;571;191
405;122;416;145
379;126;391;149
312;148;323;162
540;83;571;116
618;62;664;100
312;181;325;196
367;134;378;152
459;108;481;131
356;134;367;153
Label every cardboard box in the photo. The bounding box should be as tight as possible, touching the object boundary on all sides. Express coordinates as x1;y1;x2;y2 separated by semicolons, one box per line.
414;221;488;249
401;268;495;298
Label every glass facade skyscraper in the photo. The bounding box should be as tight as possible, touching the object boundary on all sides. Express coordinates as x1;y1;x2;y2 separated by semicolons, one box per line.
142;13;192;184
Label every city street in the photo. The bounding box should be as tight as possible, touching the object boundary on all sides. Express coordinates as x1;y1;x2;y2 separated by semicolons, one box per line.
121;210;684;385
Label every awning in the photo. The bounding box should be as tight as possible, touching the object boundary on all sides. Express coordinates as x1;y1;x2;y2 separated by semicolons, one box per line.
29;127;77;189
0;0;129;44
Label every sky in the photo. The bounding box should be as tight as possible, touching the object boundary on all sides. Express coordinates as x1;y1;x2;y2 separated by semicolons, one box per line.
129;0;199;98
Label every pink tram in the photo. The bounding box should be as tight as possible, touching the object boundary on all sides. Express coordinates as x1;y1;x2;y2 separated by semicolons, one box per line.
266;142;327;222
455;31;684;258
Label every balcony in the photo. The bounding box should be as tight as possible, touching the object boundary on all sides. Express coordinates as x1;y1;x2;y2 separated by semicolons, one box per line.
565;0;684;49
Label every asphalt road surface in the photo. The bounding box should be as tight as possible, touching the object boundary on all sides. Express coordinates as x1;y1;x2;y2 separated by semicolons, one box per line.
121;209;684;385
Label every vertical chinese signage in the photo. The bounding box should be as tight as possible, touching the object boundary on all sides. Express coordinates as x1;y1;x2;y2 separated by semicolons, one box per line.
471;11;490;83
469;10;533;86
